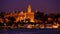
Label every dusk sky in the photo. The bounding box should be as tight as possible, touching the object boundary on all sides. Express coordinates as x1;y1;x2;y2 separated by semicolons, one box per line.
0;0;60;14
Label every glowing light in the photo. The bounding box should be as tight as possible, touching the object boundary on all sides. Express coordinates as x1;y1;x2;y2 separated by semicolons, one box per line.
53;23;59;28
28;4;31;13
27;24;32;28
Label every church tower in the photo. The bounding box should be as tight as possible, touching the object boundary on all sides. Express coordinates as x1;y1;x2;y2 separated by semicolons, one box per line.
28;4;31;13
25;4;34;22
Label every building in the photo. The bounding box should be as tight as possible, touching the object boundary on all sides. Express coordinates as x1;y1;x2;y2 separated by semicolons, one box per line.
15;4;34;22
25;4;34;22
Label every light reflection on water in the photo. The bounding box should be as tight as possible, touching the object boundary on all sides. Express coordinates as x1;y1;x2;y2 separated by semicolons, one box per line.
0;28;60;34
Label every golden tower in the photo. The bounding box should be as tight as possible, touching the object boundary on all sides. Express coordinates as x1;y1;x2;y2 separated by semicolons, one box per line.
28;4;31;13
25;4;34;22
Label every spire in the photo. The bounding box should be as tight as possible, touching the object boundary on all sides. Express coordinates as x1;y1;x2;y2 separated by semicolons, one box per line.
36;8;39;13
20;10;24;14
36;9;38;13
12;10;15;13
27;3;31;13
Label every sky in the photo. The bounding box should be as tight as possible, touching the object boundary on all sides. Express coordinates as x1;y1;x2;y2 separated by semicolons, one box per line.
0;0;60;14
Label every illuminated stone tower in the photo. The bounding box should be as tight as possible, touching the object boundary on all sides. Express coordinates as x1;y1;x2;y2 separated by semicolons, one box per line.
28;4;31;13
25;4;34;22
16;10;25;22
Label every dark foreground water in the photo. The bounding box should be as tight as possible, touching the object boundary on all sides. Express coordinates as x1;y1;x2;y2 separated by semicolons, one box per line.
0;28;60;34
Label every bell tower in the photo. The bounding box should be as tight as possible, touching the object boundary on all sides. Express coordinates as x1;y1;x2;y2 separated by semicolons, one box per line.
25;3;34;22
28;4;31;13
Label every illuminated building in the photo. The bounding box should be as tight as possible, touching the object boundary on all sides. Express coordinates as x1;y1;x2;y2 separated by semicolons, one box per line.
16;10;25;22
25;4;34;22
15;4;34;22
4;4;35;22
0;18;3;22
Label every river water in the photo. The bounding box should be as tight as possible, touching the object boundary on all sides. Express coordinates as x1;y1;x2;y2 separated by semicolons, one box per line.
0;28;60;34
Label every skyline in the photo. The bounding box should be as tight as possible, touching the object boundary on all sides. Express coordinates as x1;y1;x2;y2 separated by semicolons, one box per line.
0;0;60;14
